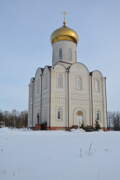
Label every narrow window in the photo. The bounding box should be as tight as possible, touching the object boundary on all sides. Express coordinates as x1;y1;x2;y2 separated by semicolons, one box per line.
68;48;72;61
95;79;100;92
76;76;82;90
57;73;63;88
58;111;61;119
59;48;62;59
57;107;63;120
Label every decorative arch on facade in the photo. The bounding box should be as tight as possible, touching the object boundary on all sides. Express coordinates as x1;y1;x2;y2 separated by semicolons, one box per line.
53;63;66;72
92;70;103;93
73;107;86;126
92;70;103;78
69;62;89;91
53;63;66;89
69;62;89;74
35;67;43;80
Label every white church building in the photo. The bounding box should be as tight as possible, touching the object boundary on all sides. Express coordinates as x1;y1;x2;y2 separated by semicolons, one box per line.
28;18;107;130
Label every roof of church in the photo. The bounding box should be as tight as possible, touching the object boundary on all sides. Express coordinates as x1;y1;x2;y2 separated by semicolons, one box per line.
51;20;79;44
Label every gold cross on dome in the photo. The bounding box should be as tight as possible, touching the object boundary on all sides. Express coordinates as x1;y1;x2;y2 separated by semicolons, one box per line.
63;11;68;26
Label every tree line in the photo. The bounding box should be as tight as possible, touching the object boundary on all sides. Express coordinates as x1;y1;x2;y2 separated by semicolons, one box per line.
0;110;28;128
107;111;120;130
0;110;120;130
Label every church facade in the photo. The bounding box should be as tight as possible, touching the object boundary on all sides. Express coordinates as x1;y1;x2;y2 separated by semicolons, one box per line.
28;19;107;129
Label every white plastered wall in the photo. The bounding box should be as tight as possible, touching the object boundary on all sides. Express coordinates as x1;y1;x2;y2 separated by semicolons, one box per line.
50;63;67;127
33;68;42;126
69;63;91;127
41;66;50;126
92;70;107;128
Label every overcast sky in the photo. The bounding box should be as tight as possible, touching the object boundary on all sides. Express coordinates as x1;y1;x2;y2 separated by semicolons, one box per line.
0;0;120;111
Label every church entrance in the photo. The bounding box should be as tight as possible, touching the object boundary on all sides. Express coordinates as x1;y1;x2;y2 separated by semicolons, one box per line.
74;110;83;128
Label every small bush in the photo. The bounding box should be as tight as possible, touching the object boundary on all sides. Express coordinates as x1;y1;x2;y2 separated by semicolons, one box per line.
40;122;47;130
95;120;101;131
65;127;71;131
81;123;84;129
83;126;95;132
71;125;78;129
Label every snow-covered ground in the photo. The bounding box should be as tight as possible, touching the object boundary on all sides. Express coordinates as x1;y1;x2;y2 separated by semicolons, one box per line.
0;128;120;180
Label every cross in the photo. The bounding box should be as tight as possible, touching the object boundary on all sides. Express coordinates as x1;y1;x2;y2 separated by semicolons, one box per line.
63;11;68;26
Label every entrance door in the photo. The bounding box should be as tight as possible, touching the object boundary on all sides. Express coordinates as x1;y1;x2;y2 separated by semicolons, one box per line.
76;111;83;128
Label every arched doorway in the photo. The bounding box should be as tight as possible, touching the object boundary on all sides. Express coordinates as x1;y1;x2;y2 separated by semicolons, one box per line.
73;108;85;128
76;111;83;128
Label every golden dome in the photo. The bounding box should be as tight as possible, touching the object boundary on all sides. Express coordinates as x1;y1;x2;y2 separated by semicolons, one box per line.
51;24;79;44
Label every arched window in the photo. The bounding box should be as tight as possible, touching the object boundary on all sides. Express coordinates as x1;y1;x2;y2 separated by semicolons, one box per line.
57;73;63;88
95;79;100;92
57;107;63;120
59;48;63;59
68;48;72;61
75;76;82;90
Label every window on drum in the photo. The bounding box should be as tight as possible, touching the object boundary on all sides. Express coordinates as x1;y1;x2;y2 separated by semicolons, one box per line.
59;48;63;59
68;48;72;61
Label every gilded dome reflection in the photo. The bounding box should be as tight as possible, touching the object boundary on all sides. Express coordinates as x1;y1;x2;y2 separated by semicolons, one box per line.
51;25;79;44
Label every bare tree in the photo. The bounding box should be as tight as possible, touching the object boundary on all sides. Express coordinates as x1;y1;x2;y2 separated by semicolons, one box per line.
0;110;28;128
107;111;120;130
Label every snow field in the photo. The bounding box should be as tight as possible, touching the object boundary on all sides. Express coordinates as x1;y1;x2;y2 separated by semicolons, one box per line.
0;128;120;180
